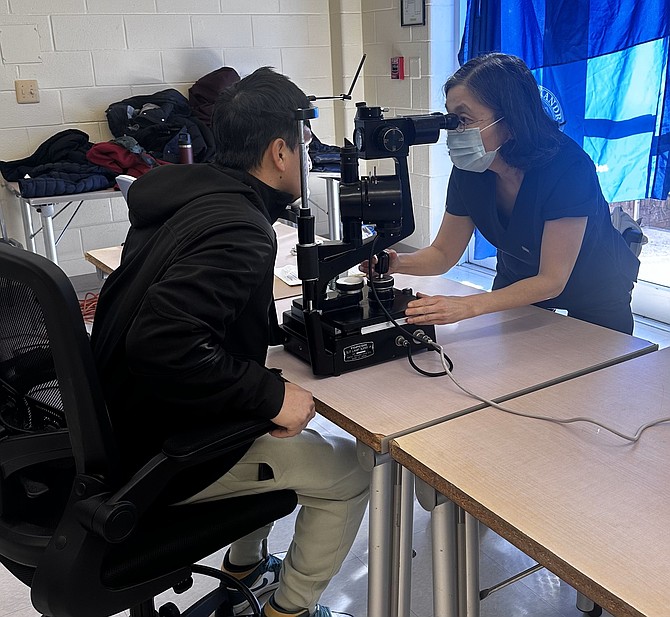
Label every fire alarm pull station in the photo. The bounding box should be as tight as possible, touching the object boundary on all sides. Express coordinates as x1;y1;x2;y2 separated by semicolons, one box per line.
391;56;405;80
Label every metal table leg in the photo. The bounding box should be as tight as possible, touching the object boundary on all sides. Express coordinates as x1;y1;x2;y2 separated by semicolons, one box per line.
576;590;601;614
464;512;480;617
357;442;395;617
19;197;36;253
37;204;57;264
396;466;415;617
415;478;459;617
457;508;466;617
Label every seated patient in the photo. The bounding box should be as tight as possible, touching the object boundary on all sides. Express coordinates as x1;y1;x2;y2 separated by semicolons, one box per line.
91;67;370;617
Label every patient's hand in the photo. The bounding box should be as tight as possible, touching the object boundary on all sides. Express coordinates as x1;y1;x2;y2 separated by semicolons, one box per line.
270;382;316;438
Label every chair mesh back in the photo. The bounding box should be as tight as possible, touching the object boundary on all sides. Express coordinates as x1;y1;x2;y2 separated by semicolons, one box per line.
0;277;66;436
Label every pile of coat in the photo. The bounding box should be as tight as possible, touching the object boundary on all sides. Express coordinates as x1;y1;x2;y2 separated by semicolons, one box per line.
0;129;117;198
0;67;262;199
105;67;241;165
105;89;214;164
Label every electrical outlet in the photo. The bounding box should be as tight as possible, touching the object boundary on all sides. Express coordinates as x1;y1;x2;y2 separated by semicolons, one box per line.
15;79;40;104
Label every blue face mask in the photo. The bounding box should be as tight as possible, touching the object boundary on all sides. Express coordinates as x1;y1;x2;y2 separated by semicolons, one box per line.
446;117;504;172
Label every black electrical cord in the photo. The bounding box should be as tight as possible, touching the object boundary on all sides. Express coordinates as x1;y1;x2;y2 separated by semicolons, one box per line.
367;235;454;376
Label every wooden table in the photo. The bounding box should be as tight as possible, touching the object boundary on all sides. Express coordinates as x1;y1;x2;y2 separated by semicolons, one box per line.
272;281;656;452
270;280;658;617
84;221;305;300
84;245;122;278
390;347;669;617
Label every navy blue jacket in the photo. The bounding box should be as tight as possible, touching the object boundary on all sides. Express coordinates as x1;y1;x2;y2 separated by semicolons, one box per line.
447;135;639;332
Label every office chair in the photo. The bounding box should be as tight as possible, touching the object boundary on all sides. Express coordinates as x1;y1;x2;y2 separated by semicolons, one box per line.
0;243;298;617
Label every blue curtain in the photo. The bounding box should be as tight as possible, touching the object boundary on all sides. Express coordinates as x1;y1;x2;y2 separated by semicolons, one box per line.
459;0;670;259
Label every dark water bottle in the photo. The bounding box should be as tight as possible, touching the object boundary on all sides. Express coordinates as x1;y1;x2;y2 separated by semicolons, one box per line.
178;131;194;164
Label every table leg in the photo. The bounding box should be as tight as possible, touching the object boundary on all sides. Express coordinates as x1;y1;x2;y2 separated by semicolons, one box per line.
37;204;58;264
576;590;601;614
357;442;394;617
457;508;466;617
396;466;415;617
464;512;480;617
418;489;589;617
415;478;459;617
19;198;36;253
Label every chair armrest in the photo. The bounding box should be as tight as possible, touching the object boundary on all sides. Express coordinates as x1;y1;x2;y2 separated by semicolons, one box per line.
162;418;275;463
0;431;71;476
74;417;275;541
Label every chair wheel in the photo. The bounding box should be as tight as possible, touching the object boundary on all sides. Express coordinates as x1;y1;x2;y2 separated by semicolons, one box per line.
158;601;181;617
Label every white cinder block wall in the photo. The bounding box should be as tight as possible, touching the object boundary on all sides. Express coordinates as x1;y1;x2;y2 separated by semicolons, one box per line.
0;0;339;276
0;0;458;277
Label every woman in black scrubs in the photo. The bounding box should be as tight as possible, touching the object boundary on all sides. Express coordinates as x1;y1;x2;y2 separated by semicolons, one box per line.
369;53;639;334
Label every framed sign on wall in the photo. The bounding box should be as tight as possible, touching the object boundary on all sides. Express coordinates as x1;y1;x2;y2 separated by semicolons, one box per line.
401;0;426;26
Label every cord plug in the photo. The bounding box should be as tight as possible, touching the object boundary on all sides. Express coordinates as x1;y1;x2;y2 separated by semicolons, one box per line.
412;329;441;352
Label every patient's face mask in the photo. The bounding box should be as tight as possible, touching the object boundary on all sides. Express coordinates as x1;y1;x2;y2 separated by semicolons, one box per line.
446;117;504;173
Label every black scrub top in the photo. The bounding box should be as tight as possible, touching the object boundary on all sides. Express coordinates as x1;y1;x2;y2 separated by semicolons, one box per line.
446;135;639;316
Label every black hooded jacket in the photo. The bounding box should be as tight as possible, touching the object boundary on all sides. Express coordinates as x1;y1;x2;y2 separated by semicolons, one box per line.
90;163;293;500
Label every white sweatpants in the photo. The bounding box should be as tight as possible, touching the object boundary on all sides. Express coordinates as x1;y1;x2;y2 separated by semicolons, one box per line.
180;428;370;613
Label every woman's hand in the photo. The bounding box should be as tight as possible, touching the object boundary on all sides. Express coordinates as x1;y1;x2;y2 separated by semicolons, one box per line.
358;249;400;276
405;292;475;325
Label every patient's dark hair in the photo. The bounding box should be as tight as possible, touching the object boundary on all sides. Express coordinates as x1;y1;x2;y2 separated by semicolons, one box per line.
212;67;310;171
444;53;562;170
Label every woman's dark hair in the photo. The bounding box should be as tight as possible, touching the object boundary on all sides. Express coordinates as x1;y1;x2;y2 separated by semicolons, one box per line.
212;66;310;171
444;53;562;170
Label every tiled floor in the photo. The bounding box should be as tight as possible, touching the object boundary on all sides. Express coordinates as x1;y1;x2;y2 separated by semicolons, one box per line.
1;270;668;617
